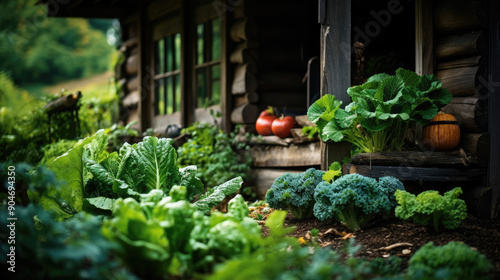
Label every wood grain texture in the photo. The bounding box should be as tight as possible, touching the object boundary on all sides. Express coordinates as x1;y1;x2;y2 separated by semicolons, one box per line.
435;32;487;61
441;97;488;132
344;164;486;182
349;151;473;167
436;66;487;97
434;0;487;34
251;142;321;167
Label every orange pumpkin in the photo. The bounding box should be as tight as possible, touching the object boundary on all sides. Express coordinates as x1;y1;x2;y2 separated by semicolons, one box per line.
422;113;460;151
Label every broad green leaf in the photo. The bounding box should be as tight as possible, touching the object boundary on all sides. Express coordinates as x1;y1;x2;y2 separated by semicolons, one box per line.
396;68;421;88
134;137;180;191
307;94;342;123
45;130;105;219
179;165;204;201
83;196;115;213
322;121;344;142
194;177;243;215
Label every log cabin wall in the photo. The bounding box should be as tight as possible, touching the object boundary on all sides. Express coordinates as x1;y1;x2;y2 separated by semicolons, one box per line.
228;0;318;131
433;0;491;216
117;14;141;129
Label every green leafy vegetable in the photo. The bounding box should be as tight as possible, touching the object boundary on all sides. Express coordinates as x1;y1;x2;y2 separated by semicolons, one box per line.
308;69;452;152
408;241;492;280
194;176;244;215
313;174;404;231
395;187;467;232
265;168;325;219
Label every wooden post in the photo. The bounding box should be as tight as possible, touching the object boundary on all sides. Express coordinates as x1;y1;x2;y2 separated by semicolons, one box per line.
415;0;434;76
319;0;351;170
182;0;194;127
489;0;500;218
415;0;434;143
138;2;150;132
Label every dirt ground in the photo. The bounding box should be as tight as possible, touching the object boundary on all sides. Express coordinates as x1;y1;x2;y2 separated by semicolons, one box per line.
281;213;500;278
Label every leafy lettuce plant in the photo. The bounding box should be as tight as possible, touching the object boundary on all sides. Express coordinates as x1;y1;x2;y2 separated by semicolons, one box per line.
307;68;452;152
313;174;404;231
29;130;242;219
102;187;262;278
394;187;467;232
408;241;492;280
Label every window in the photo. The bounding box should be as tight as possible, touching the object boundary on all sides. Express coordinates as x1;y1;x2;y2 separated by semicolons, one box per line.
194;17;222;108
154;33;181;115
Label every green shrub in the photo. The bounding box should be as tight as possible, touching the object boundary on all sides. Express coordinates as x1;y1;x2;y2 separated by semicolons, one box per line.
408;241;492;280
394;187;467;232
313;174;404;231
265;168;325;219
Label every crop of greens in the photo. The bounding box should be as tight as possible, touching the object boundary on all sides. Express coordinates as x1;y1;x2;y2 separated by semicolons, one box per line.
28;130;243;219
0;204;135;280
408;241;492;280
394;187;467;232
266;168;325;219
313;174;404;231
177;122;252;189
307;68;452;152
102;187;262;278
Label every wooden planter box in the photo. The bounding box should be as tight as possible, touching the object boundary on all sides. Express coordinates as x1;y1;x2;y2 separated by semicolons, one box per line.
343;151;486;190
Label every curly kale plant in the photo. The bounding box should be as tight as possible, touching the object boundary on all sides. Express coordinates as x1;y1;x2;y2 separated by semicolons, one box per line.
394;187;467;232
408;241;492;280
313;174;404;231
266;168;325;219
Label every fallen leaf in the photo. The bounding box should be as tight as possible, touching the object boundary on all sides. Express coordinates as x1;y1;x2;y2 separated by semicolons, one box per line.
402;249;411;254
342;233;355;240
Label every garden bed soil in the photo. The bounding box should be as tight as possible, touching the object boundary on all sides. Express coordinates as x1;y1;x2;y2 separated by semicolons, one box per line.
281;213;500;278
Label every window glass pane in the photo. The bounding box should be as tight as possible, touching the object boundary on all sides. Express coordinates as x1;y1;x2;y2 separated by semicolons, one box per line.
174;33;181;70
166;36;173;72
155;39;165;74
175;74;181;112
166;76;174;115
211;18;221;61
196;69;207;108
211;64;221;105
196;23;205;65
156;79;165;115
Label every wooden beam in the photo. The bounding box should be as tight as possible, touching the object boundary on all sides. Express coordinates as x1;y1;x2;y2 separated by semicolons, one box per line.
489;0;500;218
250;142;321;167
415;0;434;76
249;168;302;199
319;0;351;170
349;151;475;168
344;164;486;182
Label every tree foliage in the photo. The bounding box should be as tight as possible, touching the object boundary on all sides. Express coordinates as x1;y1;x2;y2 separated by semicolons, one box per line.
0;0;115;85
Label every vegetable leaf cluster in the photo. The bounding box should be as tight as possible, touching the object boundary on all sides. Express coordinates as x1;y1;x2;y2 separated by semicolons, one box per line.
408;241;492;280
307;68;452;152
102;188;262;278
314;174;404;231
266;168;325;219
394;187;467;232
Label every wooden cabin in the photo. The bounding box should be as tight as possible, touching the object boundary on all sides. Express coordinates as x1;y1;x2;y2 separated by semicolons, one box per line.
38;0;499;218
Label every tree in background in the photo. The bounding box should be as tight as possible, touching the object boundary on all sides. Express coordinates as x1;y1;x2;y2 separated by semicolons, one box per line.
0;0;116;85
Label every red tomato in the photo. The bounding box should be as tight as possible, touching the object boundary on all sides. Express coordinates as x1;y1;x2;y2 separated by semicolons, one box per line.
256;116;276;136
271;115;295;138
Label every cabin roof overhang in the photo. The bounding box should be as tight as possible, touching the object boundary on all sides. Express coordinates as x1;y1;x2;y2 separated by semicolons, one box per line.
36;0;137;18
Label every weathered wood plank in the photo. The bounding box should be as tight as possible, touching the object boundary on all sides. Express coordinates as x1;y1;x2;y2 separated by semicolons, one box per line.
230;103;259;124
251;142;321;167
437;56;485;70
434;0;487;34
436;66;487;97
233;92;259;107
441;97;488;132
290;128;317;144
415;0;434;76
461;133;490;166
249;168;302;199
231;63;257;94
349;151;475;167
319;0;351;170
435;32;487;61
344;164;486;182
295;115;315;127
